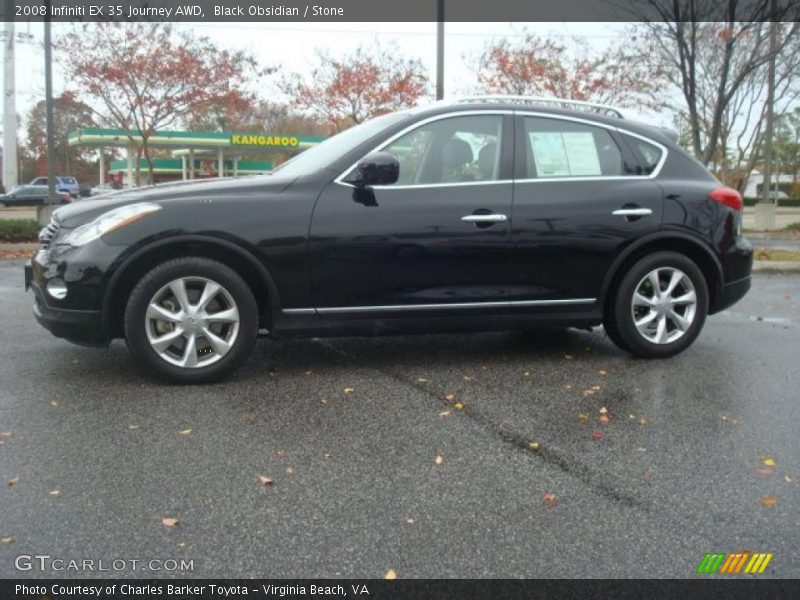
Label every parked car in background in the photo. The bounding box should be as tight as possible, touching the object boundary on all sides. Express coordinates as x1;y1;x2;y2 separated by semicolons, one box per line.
25;96;753;383
89;182;124;197
1;185;72;207
29;176;80;198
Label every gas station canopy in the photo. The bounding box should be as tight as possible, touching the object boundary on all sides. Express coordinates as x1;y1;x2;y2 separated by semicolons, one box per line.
68;127;326;185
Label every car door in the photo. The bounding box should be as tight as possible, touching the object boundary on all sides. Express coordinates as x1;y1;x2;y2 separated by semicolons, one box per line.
308;112;516;317
511;113;665;303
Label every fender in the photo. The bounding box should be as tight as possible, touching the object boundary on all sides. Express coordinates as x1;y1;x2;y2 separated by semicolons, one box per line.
598;229;724;309
100;234;283;334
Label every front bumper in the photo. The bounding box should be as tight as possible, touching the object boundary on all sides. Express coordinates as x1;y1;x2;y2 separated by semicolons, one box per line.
26;249;109;346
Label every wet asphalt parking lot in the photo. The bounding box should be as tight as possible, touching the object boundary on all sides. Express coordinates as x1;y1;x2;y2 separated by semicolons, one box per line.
0;259;798;579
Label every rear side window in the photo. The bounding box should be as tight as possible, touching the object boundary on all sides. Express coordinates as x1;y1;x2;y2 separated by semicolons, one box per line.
61;177;77;185
624;137;664;175
31;178;46;185
522;117;625;179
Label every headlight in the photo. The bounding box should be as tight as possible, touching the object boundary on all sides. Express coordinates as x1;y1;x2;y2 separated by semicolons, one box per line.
62;203;162;247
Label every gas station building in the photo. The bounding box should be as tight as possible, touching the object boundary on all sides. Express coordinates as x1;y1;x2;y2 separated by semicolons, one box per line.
67;128;326;186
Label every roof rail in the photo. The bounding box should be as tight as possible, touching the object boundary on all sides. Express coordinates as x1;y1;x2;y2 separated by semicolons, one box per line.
453;95;626;119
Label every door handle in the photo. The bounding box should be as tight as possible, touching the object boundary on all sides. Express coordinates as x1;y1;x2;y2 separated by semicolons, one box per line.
461;214;508;223
612;208;652;217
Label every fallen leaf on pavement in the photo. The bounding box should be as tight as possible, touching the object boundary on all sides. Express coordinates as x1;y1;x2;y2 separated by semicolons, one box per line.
543;492;558;507
784;475;792;483
285;466;294;475
444;393;455;402
762;458;776;467
754;467;775;477
384;569;397;580
438;410;451;417
50;401;58;407
178;428;192;436
434;455;444;465
760;495;777;507
639;417;648;426
592;430;604;440
258;475;274;486
0;432;12;438
304;370;313;376
563;354;574;360
406;517;414;524
417;378;428;383
324;453;333;460
643;470;652;481
453;402;464;410
128;424;140;430
527;441;541;451
162;518;179;527
577;412;589;423
598;414;610;424
0;537;12;544
343;387;355;394
8;476;18;487
49;490;60;496
599;406;608;414
463;375;474;381
598;370;608;376
583;389;595;396
565;384;573;390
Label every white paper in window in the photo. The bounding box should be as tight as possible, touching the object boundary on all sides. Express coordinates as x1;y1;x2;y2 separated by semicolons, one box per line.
530;132;570;177
562;132;602;176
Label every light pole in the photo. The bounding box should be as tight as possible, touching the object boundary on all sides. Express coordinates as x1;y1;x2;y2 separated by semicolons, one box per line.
44;6;57;208
436;0;444;100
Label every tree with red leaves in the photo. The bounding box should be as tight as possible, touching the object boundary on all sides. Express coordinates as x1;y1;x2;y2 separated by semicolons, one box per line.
282;45;429;131
58;23;265;184
475;32;665;112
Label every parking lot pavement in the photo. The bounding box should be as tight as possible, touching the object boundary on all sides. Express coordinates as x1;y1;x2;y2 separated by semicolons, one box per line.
0;260;798;579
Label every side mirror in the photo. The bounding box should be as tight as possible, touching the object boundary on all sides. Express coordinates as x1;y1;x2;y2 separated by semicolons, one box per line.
346;152;399;187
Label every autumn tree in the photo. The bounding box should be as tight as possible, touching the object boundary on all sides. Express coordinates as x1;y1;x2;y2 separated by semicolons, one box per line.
281;44;429;131
474;32;665;111
58;23;265;185
635;0;799;169
26;92;95;178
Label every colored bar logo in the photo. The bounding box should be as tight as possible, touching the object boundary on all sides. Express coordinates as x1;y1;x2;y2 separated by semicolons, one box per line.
697;552;773;574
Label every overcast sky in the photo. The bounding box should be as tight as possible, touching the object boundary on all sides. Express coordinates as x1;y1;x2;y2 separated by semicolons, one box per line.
3;21;669;139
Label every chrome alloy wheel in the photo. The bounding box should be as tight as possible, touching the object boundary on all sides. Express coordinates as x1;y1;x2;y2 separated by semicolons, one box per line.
145;277;240;368
630;267;697;345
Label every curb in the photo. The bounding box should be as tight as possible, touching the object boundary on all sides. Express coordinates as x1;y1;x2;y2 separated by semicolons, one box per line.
753;261;800;273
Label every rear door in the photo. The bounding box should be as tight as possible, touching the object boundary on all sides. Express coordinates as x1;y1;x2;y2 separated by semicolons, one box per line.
511;113;665;303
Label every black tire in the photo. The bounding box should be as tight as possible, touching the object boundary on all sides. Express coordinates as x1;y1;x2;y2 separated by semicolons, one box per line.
124;257;259;383
606;251;708;359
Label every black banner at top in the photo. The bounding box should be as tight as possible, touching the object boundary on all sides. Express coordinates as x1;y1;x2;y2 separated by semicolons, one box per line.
2;0;799;22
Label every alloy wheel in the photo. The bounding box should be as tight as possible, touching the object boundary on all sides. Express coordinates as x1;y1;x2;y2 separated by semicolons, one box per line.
630;267;697;345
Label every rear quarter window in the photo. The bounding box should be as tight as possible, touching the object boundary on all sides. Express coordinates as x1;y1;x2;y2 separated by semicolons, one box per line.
623;136;664;175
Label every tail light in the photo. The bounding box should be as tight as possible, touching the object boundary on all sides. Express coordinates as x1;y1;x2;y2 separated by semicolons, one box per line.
709;187;743;211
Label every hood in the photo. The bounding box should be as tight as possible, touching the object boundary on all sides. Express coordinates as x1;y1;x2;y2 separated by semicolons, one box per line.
52;174;295;228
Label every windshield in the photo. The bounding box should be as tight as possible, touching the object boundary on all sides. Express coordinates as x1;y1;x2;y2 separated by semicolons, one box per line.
270;112;410;178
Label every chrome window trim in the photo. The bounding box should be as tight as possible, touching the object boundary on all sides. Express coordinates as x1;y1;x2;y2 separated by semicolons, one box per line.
334;110;513;189
333;108;669;189
282;297;596;315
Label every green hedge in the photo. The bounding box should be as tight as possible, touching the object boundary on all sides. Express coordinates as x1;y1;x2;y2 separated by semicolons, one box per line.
0;220;41;243
743;197;800;207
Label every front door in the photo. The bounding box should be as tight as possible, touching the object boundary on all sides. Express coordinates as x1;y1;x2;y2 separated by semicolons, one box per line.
308;112;516;317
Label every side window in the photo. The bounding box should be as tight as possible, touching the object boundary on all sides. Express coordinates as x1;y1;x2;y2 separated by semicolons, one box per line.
31;178;45;186
381;115;503;185
523;117;624;179
624;136;664;175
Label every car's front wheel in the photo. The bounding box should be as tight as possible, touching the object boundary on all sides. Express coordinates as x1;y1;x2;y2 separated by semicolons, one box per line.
124;257;259;383
605;252;708;358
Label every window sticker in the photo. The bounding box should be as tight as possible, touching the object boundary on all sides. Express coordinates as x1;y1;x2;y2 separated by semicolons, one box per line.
530;131;602;177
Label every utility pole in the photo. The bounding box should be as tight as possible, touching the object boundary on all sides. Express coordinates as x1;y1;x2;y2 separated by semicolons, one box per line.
756;0;779;230
3;21;18;192
44;9;57;207
436;0;444;100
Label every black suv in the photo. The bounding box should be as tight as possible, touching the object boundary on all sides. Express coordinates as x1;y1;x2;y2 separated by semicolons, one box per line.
25;97;753;383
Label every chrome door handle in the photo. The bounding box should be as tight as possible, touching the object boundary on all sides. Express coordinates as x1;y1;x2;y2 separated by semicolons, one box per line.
612;208;652;217
461;214;508;223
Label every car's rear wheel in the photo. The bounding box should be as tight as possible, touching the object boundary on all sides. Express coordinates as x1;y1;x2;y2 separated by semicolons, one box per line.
605;252;708;358
124;257;258;383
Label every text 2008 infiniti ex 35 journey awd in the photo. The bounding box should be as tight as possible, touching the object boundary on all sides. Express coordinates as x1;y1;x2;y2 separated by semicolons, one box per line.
25;97;753;383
